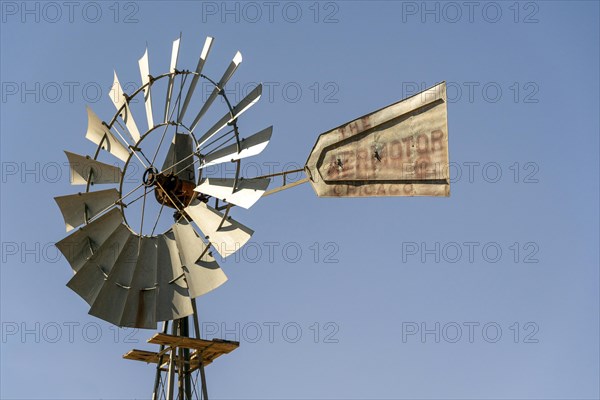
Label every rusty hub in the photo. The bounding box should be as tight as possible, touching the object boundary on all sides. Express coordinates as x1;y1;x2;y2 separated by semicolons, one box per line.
143;167;198;209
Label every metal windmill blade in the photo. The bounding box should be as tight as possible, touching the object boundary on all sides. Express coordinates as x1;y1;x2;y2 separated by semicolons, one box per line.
154;231;195;321
84;106;131;162
161;133;196;182
55;188;120;231
184;199;253;258
163;37;181;124
199;125;273;168
66;223;132;305
178;36;214;123
194;178;270;209
110;71;141;143
195;84;263;147
55;208;124;273
63;151;121;185
189;50;242;132
138;47;154;130
87;230;141;327
171;219;227;297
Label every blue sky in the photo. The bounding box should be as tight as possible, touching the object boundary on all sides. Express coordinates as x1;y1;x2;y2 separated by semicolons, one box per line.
1;1;599;399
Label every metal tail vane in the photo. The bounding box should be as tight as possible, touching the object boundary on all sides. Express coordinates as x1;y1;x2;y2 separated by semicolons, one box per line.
54;35;449;400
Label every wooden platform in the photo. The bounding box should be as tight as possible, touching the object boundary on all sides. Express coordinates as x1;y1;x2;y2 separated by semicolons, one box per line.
123;333;239;372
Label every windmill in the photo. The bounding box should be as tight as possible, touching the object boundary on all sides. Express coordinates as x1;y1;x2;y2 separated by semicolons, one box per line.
54;35;450;400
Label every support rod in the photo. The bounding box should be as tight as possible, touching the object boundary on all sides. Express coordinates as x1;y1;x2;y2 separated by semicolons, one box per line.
251;168;305;180
263;177;310;197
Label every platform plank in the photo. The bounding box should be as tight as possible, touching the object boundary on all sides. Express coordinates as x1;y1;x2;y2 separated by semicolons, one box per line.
123;334;239;371
147;333;239;354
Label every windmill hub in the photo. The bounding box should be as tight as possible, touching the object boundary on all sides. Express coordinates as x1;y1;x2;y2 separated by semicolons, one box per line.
144;168;197;209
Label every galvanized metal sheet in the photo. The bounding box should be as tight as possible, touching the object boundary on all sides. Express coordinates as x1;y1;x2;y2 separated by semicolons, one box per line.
138;48;154;130
120;237;158;329
156;232;194;321
66;223;131;305
162;133;196;182
55;208;123;272
55;189;120;232
200;126;272;168
184;200;253;258
197;84;262;147
305;82;450;197
85;106;130;162
171;220;207;267
195;178;270;209
88;232;139;326
64;151;122;185
169;38;181;73
164;37;180;123
179;36;214;123
172;220;227;297
110;71;141;142
190;51;242;132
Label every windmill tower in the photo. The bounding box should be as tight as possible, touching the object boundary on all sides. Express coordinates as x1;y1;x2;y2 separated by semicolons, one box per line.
54;35;450;400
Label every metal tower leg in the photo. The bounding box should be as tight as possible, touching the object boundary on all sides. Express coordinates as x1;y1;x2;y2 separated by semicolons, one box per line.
191;299;209;400
181;317;193;400
166;320;179;400
152;321;169;400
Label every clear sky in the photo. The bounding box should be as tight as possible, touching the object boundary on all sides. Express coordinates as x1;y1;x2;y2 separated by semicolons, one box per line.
1;1;599;399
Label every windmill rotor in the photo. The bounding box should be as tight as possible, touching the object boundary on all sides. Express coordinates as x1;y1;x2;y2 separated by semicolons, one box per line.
55;35;271;331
